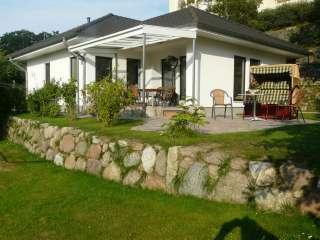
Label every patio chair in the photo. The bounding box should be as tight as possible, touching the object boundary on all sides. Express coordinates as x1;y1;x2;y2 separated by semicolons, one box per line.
128;85;141;105
210;89;233;120
289;86;305;123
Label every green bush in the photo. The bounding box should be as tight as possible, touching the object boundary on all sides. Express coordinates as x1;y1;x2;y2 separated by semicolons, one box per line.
61;78;77;120
257;1;313;31
301;79;320;112
87;77;133;126
27;81;61;117
163;99;207;138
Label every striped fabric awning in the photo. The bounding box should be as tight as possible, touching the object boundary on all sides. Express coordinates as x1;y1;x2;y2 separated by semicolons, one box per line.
250;64;301;86
251;64;294;75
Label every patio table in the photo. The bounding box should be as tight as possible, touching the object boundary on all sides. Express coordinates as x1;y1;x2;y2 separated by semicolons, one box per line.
239;93;265;121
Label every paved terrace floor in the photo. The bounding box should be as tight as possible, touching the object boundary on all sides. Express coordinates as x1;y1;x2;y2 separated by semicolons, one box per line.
132;117;317;134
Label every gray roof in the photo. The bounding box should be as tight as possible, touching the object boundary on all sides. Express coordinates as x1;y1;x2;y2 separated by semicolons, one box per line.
11;7;308;58
145;7;308;56
10;14;141;58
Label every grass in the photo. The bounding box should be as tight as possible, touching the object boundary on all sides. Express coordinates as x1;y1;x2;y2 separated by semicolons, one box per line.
0;141;319;240
18;113;320;175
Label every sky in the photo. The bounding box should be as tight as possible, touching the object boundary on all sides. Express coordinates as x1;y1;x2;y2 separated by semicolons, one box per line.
0;0;168;35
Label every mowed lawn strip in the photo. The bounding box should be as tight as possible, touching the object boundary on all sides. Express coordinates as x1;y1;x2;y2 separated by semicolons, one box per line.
0;141;319;240
18;113;320;175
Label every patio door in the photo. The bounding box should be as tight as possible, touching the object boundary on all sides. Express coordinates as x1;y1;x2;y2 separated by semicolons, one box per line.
180;56;186;100
127;59;141;86
162;59;175;89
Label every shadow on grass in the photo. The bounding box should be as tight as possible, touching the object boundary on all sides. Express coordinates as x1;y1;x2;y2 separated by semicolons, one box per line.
213;217;277;240
256;123;320;174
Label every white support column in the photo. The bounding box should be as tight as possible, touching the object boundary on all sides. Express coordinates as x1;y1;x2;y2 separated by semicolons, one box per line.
114;53;118;81
192;38;196;101
142;33;146;106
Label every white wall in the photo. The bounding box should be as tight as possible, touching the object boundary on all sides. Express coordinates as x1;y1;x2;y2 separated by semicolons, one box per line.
195;37;287;107
27;50;72;93
26;37;289;109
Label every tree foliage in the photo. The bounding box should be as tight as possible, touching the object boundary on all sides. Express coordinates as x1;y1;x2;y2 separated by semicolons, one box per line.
207;0;263;26
256;1;314;31
0;30;59;54
87;77;134;126
27;81;61;117
61;78;77;120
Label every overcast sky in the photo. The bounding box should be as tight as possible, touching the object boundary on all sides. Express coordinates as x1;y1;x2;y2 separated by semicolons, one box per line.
0;0;168;35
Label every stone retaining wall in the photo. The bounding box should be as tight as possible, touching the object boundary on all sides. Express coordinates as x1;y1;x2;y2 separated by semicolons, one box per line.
8;117;318;214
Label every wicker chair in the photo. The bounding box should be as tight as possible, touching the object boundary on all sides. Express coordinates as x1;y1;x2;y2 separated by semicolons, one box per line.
210;89;233;120
289;86;305;123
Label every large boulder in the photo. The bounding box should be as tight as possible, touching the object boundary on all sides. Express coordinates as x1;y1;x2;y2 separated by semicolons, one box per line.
75;141;88;156
75;158;86;171
255;188;295;211
59;134;75;153
230;158;248;171
101;152;113;167
103;162;121;182
86;159;102;176
64;155;77;170
280;164;314;193
210;170;249;204
123;170;141;186
86;144;102;160
142;175;166;190
166;146;180;192
249;161;277;187
141;146;156;173
204;151;227;165
123;152;141;168
54;153;64;166
155;150;167;177
179;162;209;198
46;149;56;161
44;126;57;139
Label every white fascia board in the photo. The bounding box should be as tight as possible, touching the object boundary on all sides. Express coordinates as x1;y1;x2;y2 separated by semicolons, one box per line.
197;29;305;58
142;25;197;39
13;37;78;61
69;25;144;52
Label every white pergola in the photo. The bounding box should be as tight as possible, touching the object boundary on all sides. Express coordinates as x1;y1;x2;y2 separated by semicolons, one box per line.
69;24;197;105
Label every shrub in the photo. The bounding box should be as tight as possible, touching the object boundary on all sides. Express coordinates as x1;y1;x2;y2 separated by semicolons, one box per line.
27;81;61;117
163;99;207;138
301;79;320;112
87;77;133;126
257;1;313;31
61;78;77;120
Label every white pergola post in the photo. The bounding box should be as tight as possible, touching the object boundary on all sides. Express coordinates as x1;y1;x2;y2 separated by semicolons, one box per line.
114;53;118;81
142;33;146;106
192;38;196;101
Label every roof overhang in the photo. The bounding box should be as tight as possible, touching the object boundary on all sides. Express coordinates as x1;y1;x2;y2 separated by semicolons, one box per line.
12;37;80;61
197;29;308;59
69;24;197;52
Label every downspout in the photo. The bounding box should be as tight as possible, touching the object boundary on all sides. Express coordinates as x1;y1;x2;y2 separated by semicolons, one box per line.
63;37;86;114
9;58;28;96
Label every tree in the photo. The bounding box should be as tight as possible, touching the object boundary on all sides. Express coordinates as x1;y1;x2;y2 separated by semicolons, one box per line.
207;0;263;27
0;30;59;54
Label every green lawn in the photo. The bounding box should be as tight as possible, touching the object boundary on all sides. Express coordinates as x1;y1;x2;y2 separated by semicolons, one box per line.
0;141;319;240
18;113;320;175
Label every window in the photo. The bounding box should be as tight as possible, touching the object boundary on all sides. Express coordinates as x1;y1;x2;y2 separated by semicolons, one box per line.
250;58;261;66
70;57;78;80
234;56;246;101
96;56;112;81
45;62;50;83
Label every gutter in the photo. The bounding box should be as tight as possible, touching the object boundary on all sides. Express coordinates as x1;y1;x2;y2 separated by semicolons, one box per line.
9;58;28;95
63;38;86;114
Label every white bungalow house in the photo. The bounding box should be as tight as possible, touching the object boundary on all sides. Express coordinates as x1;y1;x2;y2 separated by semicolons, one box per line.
10;7;308;114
